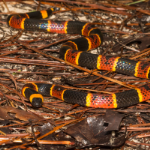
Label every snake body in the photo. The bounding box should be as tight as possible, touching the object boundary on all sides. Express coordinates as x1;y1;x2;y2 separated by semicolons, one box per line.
7;9;150;108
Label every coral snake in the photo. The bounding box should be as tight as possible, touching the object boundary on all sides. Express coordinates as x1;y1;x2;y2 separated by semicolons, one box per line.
7;8;150;108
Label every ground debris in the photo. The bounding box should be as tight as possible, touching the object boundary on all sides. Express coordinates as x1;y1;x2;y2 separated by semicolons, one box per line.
0;0;150;149
65;110;125;148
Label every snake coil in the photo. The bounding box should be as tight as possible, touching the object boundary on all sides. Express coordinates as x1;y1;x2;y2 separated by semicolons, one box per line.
7;8;150;108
